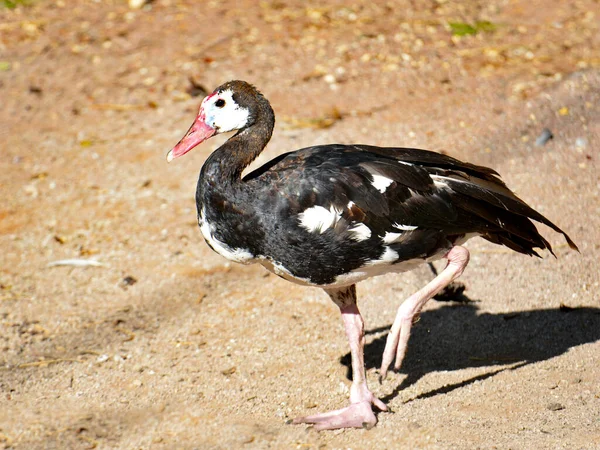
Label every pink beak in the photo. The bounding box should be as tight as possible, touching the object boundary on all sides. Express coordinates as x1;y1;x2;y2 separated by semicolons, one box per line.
166;111;216;162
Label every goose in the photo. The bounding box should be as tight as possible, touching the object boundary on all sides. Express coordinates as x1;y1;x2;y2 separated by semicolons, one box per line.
166;80;578;430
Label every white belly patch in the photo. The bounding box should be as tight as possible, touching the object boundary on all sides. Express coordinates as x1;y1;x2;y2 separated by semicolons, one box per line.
199;209;254;264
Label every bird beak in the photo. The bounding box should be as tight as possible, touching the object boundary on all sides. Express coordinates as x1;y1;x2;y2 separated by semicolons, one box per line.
166;111;216;162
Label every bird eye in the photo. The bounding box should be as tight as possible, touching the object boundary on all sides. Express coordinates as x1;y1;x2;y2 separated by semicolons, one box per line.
215;99;225;108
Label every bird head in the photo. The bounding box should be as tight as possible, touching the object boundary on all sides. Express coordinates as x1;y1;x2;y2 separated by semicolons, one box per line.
166;81;253;162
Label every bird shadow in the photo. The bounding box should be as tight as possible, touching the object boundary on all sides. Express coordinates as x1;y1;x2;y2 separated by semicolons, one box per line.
340;301;600;404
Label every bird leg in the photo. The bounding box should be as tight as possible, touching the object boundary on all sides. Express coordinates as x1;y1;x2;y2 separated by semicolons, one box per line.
428;262;466;301
293;285;387;430
381;246;470;380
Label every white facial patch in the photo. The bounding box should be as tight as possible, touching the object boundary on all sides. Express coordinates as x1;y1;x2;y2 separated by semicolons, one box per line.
348;223;371;241
205;89;250;133
199;208;254;264
298;205;342;233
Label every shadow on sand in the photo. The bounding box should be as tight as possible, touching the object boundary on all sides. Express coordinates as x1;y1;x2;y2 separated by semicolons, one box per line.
340;301;600;403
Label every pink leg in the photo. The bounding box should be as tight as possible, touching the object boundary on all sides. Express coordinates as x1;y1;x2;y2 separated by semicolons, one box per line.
293;285;387;430
380;246;470;380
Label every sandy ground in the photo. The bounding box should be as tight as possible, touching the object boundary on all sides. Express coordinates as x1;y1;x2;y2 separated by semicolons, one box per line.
1;0;599;448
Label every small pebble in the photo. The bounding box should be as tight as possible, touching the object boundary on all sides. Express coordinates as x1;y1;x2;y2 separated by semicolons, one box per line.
535;128;553;146
547;402;565;411
221;366;236;376
122;276;137;286
241;435;255;444
128;0;147;9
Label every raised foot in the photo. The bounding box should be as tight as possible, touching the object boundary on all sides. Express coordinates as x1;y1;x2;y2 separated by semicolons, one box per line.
380;246;471;380
292;399;387;431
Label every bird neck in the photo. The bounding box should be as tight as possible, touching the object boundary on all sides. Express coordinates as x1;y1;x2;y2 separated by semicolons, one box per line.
203;99;275;184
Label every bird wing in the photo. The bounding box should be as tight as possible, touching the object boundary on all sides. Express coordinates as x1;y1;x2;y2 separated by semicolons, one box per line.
244;144;577;256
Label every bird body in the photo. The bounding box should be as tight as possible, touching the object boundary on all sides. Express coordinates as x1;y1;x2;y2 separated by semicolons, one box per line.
167;80;577;430
197;140;574;288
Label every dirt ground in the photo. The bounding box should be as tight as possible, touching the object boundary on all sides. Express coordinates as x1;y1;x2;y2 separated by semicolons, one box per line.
1;0;599;448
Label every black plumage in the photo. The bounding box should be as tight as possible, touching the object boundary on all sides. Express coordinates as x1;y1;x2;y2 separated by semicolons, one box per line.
196;142;576;285
167;80;578;430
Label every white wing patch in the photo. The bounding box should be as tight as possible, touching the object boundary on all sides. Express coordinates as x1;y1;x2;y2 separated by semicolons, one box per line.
199;208;254;264
349;223;372;241
370;173;394;193
361;165;394;193
430;175;450;189
299;205;342;233
383;231;403;244
373;246;399;264
393;223;418;231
